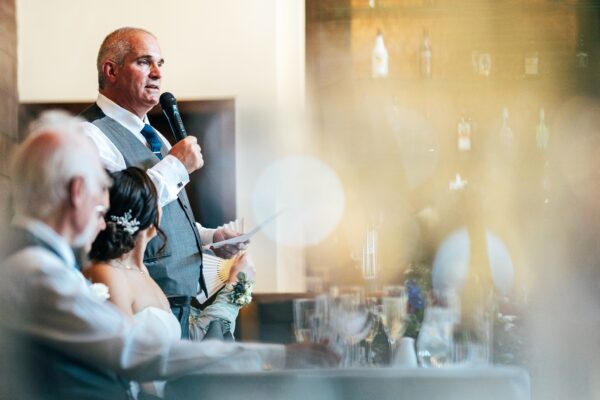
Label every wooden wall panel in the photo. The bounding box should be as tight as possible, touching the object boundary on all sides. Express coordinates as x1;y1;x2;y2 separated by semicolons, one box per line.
0;0;17;226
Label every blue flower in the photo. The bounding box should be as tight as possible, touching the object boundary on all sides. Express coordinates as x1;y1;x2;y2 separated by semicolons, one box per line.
406;279;425;311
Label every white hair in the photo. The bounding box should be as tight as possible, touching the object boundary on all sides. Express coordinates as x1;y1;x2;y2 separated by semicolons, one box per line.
10;110;108;220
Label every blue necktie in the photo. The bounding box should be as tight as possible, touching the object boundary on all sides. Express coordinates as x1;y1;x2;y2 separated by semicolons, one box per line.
140;124;163;160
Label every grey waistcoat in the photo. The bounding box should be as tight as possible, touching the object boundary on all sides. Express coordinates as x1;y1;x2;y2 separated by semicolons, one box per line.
81;104;206;297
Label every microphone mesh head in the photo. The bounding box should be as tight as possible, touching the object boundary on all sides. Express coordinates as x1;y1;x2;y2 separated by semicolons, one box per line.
159;92;177;108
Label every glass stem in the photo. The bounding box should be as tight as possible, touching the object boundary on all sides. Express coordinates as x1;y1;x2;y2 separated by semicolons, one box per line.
366;341;373;365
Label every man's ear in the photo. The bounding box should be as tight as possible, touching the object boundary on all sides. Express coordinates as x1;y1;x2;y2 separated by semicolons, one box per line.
101;60;119;84
68;176;86;209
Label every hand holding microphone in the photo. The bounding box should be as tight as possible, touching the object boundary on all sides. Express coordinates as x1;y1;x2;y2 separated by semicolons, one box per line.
160;92;204;173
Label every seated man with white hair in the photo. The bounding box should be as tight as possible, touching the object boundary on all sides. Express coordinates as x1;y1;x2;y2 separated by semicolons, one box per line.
0;111;337;400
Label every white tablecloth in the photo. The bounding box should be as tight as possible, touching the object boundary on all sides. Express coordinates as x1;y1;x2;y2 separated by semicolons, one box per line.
165;366;530;400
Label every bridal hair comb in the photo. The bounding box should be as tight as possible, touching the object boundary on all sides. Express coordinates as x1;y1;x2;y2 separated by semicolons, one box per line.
110;210;140;235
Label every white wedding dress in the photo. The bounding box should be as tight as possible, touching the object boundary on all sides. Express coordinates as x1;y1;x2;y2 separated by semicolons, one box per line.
131;307;181;399
133;306;181;340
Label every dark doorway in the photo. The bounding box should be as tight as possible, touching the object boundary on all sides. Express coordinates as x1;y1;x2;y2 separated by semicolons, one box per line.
19;99;236;229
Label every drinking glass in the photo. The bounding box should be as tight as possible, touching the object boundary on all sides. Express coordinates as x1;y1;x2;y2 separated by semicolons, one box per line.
364;297;381;366
362;228;378;280
452;304;493;367
381;285;408;361
416;305;454;368
293;298;316;343
328;286;371;366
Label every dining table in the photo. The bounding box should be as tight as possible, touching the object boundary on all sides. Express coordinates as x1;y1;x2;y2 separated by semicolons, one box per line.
164;365;530;400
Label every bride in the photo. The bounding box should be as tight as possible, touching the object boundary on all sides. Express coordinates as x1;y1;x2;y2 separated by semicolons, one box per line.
84;166;253;397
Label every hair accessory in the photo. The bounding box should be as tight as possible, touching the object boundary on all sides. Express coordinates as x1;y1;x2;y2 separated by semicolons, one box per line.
110;209;140;235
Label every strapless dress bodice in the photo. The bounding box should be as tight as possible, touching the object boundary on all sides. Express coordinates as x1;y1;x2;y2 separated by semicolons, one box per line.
133;306;181;342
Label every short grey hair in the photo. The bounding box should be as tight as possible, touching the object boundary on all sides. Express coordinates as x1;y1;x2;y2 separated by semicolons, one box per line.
96;27;155;89
10;111;109;220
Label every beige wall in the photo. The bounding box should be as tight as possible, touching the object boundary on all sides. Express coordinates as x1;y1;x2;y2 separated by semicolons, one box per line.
17;0;308;292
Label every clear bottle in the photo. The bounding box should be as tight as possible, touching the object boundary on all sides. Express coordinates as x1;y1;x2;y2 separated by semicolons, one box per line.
454;273;495;366
372;30;389;78
524;49;539;77
500;107;513;147
541;160;551;206
536;108;549;151
457;114;472;152
456;231;496;367
576;32;589;69
420;29;433;79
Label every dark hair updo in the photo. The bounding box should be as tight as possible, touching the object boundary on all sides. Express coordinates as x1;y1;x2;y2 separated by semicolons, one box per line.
89;166;166;261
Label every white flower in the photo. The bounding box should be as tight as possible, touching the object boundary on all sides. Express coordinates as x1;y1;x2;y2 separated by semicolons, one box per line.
90;283;110;301
497;313;517;324
504;322;516;332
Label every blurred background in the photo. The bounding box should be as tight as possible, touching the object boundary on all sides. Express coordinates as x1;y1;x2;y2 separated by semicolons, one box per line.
3;0;600;397
2;0;597;293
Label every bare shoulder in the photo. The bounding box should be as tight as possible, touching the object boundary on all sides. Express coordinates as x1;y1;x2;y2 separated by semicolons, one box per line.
84;262;134;315
84;262;121;284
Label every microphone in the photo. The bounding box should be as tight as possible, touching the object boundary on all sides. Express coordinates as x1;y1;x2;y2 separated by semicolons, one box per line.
159;92;188;142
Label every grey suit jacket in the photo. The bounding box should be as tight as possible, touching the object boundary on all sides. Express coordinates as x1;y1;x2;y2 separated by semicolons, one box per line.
0;227;131;400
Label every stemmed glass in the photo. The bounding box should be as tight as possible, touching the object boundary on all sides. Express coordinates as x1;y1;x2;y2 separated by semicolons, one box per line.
328;286;371;366
364;297;381;366
381;285;408;362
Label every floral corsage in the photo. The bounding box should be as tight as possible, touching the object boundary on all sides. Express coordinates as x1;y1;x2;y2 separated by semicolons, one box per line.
228;272;254;307
90;282;110;301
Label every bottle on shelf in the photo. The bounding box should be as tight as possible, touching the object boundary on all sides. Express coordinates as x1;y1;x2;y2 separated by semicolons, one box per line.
500;107;513;147
575;32;589;69
420;29;432;79
541;160;551;206
536;108;549;151
476;52;492;77
524;46;540;78
372;29;389;79
457;114;472;152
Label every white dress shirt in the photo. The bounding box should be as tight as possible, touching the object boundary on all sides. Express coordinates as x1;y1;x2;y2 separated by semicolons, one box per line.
0;218;285;381
81;94;215;244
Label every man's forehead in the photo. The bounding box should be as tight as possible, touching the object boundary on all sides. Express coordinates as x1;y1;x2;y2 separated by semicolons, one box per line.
129;33;162;56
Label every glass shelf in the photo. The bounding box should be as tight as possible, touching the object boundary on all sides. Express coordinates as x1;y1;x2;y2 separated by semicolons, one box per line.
317;1;598;21
317;74;584;94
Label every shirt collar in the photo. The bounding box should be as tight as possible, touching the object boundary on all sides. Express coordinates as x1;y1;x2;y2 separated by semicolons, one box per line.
12;215;77;271
96;93;150;135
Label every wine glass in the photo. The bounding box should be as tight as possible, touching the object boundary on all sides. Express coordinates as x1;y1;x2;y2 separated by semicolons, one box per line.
364;297;381;366
328;286;371;366
381;285;408;361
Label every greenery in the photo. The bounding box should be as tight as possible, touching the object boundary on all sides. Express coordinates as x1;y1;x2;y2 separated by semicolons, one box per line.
365;262;526;366
229;272;254;307
402;263;525;365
